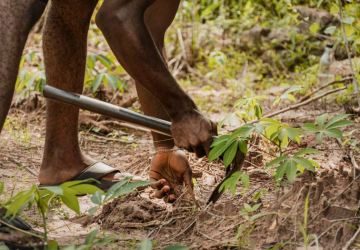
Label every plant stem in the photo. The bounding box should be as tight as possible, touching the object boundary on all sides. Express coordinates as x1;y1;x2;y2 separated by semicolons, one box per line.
299;77;353;102
262;87;347;120
338;0;360;106
41;210;48;245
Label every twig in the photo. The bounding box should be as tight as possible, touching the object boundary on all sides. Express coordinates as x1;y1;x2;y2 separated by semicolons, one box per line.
299;77;353;102
349;150;360;179
343;226;360;250
229;85;347;132
172;203;212;239
338;0;360;106
309;222;340;247
262;87;347;120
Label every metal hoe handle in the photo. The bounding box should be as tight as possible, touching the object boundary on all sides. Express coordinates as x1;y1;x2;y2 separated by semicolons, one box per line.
43;85;172;136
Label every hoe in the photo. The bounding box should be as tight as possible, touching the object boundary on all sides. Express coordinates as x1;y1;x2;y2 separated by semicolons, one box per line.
43;85;245;204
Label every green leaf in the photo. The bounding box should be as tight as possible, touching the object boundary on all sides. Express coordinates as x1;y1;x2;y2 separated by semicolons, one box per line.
36;194;50;214
69;184;102;196
294;157;315;172
326;114;350;126
324;128;343;139
138;239;152;250
283;127;302;140
285;159;297;183
60;179;99;188
241;173;250;189
219;171;242;194
96;54;113;69
302;123;319;133
106;74;124;92
40;186;63;196
315;132;324;143
85;229;98;245
232;124;255;139
47;240;59;250
243;203;253;213
163;245;188;250
0;244;9;250
239;140;248;154
211;135;230;147
315;114;328;127
267;155;286;167
255;105;263;119
309;23;320;34
223;141;238;167
91;74;104;93
60;191;80;214
275;162;287;182
0;182;4;195
208;138;235;161
6;186;36;217
324;26;337;35
342;16;355;25
91;191;105;205
326;120;353;130
106;179;150;200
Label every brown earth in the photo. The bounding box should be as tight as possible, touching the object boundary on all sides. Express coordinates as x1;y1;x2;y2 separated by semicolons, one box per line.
1;98;360;249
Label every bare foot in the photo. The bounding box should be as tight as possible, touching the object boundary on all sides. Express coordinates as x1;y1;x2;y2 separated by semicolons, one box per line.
38;152;128;186
149;149;193;202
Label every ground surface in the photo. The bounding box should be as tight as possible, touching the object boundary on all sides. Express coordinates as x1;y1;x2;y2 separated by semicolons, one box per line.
1;89;360;249
2;4;360;247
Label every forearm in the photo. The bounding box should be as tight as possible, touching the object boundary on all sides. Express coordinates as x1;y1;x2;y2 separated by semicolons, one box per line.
96;2;197;120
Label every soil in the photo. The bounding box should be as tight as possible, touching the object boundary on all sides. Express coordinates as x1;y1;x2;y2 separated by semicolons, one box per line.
1;96;360;249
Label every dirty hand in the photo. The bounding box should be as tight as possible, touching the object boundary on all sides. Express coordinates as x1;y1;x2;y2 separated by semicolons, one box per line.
149;150;193;202
171;109;217;157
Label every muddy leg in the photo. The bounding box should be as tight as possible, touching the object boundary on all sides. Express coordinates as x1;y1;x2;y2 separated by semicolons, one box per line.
0;0;46;133
39;0;98;185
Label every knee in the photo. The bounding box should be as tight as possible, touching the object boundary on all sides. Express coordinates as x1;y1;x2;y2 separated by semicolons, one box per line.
96;3;136;34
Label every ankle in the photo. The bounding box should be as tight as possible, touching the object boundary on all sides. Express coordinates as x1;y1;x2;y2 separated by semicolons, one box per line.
39;151;95;185
155;146;177;154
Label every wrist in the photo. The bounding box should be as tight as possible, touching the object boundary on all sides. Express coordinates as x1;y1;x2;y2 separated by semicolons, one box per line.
168;97;198;121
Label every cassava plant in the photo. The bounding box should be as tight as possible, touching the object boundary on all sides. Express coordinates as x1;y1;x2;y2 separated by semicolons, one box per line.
1;177;149;248
209;102;353;193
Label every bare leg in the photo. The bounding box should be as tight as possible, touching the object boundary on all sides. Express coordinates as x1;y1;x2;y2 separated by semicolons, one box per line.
39;0;98;185
0;0;46;133
96;0;215;158
137;0;180;149
97;0;195;201
141;0;193;200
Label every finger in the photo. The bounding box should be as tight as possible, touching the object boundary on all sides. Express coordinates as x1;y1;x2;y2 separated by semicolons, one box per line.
194;144;206;158
150;179;167;189
153;189;165;199
161;185;171;194
168;194;177;203
173;137;192;152
183;170;194;191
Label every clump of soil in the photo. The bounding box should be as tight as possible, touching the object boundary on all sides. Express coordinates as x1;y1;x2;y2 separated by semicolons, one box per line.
95;194;166;231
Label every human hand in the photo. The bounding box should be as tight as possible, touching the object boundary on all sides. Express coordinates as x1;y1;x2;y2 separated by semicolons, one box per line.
149;150;193;202
171;110;217;157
